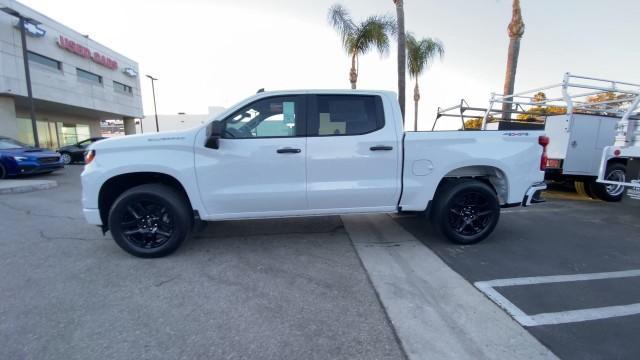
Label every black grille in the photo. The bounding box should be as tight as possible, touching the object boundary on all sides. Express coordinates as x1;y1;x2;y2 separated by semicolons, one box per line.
39;157;60;164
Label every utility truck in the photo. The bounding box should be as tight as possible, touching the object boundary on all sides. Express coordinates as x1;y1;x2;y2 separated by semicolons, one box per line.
82;90;547;258
435;73;639;202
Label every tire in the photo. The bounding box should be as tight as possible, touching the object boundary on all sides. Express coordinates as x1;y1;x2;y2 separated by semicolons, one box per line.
591;163;626;202
108;183;192;258
432;179;500;245
60;152;73;165
0;163;6;179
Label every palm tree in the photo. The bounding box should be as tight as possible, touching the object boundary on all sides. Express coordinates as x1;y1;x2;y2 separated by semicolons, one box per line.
327;4;396;89
393;0;406;123
406;33;444;131
502;0;525;120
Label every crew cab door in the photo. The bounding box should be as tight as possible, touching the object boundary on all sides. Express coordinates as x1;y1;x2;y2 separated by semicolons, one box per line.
305;94;401;211
194;95;307;218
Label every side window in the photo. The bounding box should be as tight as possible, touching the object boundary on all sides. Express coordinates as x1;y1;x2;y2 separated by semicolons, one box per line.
311;95;384;136
223;96;300;138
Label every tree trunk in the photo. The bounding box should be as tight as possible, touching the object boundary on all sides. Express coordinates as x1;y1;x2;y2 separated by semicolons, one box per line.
413;80;420;131
502;0;525;121
349;54;358;89
502;37;521;120
395;0;406;124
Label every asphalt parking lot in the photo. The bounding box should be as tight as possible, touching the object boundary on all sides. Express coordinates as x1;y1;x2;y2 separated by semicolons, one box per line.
0;166;403;360
396;189;640;360
2;166;640;359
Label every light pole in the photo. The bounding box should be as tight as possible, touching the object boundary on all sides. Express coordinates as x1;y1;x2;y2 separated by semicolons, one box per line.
146;74;159;132
1;6;40;147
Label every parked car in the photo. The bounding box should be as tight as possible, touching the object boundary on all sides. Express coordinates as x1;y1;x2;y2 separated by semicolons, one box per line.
0;136;64;179
57;137;106;164
82;90;547;258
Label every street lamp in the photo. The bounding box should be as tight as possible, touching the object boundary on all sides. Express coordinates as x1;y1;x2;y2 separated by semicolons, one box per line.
146;74;159;132
1;6;40;147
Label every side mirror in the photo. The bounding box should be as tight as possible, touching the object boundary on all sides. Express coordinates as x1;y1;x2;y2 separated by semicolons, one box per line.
205;121;225;149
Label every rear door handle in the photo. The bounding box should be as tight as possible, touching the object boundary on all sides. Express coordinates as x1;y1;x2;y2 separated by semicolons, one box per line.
370;145;393;151
277;148;302;154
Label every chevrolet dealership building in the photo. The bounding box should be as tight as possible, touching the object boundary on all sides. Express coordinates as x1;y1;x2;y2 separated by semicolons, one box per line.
0;0;142;148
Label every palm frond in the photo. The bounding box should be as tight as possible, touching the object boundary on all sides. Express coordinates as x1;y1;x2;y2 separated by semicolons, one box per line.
406;32;444;78
353;15;396;57
327;4;356;53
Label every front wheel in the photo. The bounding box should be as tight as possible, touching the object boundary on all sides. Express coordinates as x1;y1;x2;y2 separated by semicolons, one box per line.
60;152;72;165
108;184;192;258
432;179;500;245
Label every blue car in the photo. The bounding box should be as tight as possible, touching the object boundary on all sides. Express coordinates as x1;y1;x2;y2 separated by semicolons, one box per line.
0;136;65;179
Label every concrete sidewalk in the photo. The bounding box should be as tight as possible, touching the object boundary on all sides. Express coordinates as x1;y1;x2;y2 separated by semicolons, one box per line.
0;179;57;194
342;214;556;360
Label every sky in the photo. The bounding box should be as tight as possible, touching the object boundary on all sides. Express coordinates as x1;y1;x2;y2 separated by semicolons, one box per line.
17;0;640;130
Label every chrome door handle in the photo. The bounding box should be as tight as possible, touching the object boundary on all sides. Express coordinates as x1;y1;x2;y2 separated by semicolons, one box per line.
277;148;301;154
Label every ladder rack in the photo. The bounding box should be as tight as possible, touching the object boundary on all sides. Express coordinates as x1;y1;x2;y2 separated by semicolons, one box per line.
435;73;640;146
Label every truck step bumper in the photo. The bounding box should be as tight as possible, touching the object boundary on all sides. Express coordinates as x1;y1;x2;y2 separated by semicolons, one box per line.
523;182;547;207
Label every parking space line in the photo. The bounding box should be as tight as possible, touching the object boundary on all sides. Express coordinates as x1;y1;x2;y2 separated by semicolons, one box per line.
479;269;640;287
529;303;640;326
475;270;640;327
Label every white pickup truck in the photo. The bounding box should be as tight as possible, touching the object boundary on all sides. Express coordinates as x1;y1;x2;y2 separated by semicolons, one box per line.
82;90;547;257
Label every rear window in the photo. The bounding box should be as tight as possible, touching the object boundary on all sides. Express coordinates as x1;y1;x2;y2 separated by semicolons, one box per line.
310;95;384;136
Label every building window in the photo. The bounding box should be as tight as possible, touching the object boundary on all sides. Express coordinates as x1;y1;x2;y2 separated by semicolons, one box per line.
113;81;133;95
27;51;62;70
77;68;102;85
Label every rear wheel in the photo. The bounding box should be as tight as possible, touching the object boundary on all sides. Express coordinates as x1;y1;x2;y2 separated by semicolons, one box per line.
432;179;500;245
108;184;192;258
591;163;626;202
0;163;6;179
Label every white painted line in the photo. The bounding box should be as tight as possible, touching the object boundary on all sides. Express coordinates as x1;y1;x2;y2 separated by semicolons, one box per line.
475;282;536;326
501;208;563;214
478;269;640;288
529;303;640;326
475;269;640;327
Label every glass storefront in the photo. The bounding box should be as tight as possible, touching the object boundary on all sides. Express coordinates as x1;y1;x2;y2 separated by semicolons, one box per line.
16;118;92;149
59;123;90;146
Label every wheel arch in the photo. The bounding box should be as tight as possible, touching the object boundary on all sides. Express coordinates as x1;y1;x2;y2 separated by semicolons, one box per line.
606;157;628;167
439;165;509;204
98;172;194;230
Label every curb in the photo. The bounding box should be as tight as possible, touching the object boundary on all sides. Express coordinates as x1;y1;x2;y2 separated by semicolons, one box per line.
0;180;58;194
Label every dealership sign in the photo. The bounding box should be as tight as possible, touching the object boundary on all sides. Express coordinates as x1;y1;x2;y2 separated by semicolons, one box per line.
56;36;118;70
15;21;46;37
123;67;138;77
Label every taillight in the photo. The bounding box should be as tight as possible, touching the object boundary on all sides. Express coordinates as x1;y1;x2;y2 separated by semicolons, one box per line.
538;136;549;170
85;150;95;164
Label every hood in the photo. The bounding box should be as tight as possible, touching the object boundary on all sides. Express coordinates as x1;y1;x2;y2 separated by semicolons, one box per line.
1;147;60;158
90;128;201;151
58;144;78;151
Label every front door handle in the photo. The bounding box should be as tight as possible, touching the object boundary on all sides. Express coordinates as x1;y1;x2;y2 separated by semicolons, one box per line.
370;145;393;151
277;148;302;154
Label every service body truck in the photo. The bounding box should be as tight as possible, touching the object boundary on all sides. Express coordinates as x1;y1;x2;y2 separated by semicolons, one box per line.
82;90;547;257
436;74;639;202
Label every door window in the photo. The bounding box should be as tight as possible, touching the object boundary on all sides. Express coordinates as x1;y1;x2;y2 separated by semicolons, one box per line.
223;96;301;138
309;95;384;136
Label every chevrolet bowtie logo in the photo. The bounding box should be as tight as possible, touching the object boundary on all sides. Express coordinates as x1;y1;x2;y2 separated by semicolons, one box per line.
123;67;138;77
19;21;46;38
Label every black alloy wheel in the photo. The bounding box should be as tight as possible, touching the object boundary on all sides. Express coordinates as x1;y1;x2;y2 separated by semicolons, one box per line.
432;179;500;245
108;184;192;258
